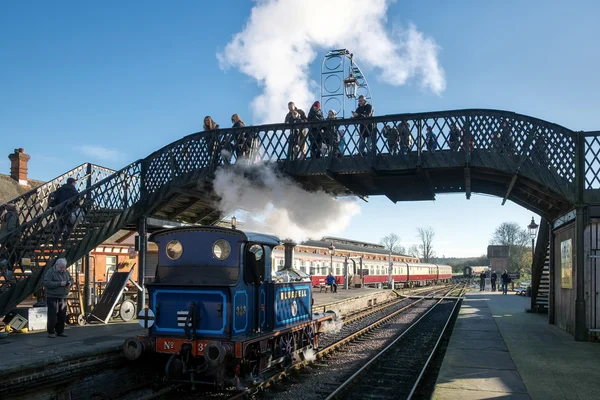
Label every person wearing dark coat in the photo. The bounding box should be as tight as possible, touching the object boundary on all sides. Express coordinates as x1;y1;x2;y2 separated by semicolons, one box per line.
479;271;486;291
352;95;373;155
53;178;79;245
0;203;19;268
231;114;247;161
491;271;498;292
501;270;510;295
307;101;325;158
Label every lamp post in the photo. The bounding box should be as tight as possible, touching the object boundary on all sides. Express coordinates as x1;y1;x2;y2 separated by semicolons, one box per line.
328;243;335;275
320;49;373;118
528;216;538;258
388;249;394;290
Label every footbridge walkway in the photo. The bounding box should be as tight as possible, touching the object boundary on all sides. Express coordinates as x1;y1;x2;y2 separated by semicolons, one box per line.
1;109;599;322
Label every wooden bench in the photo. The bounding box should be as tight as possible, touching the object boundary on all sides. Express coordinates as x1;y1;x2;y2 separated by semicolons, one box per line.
319;279;333;293
319;278;336;293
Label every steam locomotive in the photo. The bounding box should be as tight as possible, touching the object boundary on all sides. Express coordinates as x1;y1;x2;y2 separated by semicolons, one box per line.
123;226;332;388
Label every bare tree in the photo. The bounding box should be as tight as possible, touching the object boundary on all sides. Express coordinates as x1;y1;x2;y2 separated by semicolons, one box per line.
380;233;406;255
490;222;530;273
417;227;436;263
407;244;420;258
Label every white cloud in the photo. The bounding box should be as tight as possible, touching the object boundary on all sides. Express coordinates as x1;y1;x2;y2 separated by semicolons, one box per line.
76;145;121;162
217;0;445;124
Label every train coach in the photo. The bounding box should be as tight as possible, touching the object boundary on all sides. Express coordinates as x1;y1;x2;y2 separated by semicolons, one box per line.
123;226;332;389
309;262;453;288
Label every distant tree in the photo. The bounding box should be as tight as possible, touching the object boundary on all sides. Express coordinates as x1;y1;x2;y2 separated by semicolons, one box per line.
490;222;531;273
380;233;406;255
407;245;420;258
417;227;436;263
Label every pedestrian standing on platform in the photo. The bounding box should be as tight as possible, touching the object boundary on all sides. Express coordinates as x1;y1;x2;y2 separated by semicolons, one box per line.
52;178;79;245
326;272;338;293
491;270;498;292
501;270;510;295
479;271;486;291
43;258;73;338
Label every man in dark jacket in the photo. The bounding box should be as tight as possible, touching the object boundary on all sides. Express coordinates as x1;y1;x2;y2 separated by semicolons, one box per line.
43;258;74;338
479;271;486;291
501;270;510;295
352;95;373;155
307;101;325;158
491;271;498;292
284;102;307;123
53;178;79;245
0;203;19;268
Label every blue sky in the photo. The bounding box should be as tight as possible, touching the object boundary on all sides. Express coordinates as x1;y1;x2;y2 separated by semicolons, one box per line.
1;1;599;257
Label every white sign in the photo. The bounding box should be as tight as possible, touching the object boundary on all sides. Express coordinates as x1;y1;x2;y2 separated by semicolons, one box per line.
138;308;155;329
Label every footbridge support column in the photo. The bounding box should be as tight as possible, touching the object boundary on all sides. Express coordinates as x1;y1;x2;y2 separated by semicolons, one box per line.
136;217;147;312
575;132;586;341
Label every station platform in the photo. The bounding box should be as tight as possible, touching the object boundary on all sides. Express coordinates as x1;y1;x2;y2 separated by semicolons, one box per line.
433;292;600;400
0;321;145;378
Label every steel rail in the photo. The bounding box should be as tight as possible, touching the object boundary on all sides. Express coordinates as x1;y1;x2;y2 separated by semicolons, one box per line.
405;283;466;399
323;283;463;400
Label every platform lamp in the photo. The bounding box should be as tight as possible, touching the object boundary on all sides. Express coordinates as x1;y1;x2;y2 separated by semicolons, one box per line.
528;216;539;258
343;53;358;98
231;216;237;230
328;243;335;275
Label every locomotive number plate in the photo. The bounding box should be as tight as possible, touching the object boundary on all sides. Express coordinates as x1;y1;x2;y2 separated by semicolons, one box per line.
155;338;211;356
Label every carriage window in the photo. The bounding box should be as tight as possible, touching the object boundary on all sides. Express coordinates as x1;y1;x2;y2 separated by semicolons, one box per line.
166;240;183;260
213;239;231;260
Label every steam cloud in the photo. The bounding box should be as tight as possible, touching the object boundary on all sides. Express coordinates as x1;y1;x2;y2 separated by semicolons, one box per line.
217;0;446;124
212;164;360;243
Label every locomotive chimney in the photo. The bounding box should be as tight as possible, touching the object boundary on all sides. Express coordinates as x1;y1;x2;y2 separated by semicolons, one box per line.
283;241;296;270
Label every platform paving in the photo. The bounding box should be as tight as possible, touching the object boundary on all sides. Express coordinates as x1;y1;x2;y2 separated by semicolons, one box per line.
312;286;387;307
0;320;145;378
433;291;600;400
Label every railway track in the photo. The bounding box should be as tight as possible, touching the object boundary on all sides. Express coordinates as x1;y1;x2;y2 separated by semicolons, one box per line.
324;283;466;400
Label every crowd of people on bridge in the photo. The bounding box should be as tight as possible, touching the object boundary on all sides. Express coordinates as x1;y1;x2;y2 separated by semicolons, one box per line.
199;98;529;166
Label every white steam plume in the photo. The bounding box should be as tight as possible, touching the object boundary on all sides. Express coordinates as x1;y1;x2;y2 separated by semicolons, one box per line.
217;0;445;124
212;164;360;243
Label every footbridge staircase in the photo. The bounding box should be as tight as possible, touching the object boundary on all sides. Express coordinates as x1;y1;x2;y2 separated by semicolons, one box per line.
1;108;599;317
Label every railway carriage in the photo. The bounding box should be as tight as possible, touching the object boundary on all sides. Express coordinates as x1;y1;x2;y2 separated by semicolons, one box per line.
123;226;332;388
272;252;452;288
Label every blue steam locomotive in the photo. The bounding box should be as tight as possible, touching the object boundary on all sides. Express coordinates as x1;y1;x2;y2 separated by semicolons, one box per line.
123;225;332;388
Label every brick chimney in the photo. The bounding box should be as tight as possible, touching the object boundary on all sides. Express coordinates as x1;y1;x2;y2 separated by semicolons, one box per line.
8;148;30;186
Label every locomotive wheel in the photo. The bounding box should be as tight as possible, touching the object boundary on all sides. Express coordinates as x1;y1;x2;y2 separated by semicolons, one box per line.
244;343;261;379
303;325;315;347
119;300;136;322
280;333;296;356
77;314;87;326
